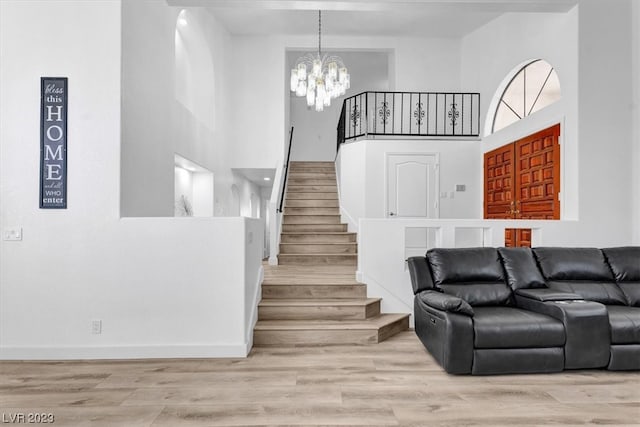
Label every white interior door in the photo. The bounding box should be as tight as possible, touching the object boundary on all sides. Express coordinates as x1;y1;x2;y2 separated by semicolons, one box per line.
386;154;439;218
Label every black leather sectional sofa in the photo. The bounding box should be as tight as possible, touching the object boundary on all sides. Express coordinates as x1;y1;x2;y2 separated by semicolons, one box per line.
408;246;639;375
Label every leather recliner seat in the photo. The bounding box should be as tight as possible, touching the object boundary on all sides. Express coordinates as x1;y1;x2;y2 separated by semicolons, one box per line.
411;247;565;375
409;246;640;375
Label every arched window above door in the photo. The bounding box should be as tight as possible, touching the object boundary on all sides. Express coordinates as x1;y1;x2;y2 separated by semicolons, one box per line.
491;60;561;134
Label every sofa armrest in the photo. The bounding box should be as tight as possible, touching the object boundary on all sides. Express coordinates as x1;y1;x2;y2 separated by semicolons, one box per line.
515;288;583;302
418;290;474;317
515;295;610;369
414;297;473;374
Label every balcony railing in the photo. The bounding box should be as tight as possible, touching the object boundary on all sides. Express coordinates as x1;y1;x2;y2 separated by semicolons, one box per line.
337;91;480;150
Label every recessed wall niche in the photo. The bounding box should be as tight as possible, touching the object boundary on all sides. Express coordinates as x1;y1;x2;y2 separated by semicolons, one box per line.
174;154;213;217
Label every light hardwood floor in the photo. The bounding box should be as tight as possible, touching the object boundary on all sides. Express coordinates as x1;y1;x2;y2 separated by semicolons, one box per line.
1;331;639;426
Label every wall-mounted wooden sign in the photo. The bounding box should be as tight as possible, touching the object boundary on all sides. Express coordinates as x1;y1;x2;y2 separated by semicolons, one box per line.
40;77;67;209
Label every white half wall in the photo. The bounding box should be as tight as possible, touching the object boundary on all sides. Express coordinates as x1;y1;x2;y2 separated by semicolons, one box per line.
0;0;264;359
336;139;482;229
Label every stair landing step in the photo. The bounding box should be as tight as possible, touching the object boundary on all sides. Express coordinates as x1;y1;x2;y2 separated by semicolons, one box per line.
258;298;381;321
253;314;410;346
254;314;408;331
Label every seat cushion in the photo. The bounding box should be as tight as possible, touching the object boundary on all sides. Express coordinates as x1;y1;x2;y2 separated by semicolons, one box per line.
472;307;565;349
607;306;640;344
427;248;513;306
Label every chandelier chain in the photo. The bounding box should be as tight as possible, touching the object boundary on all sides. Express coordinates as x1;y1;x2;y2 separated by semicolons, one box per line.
318;10;322;55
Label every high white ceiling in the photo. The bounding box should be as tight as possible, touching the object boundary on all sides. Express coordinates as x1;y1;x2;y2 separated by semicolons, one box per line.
167;0;577;37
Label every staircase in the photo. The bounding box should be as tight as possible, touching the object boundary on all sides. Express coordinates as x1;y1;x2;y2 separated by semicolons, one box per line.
253;161;409;346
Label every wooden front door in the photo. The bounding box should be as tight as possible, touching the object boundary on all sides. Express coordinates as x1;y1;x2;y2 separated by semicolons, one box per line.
484;124;560;247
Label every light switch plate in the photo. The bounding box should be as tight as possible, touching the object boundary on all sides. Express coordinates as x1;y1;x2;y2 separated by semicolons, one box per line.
3;227;22;241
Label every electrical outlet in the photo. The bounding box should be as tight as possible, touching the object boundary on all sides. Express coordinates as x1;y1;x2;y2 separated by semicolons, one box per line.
3;227;22;241
91;319;102;335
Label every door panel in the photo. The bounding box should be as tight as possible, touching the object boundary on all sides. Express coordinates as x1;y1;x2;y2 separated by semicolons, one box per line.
387;154;438;218
484;124;560;247
484;144;515;219
515;124;561;221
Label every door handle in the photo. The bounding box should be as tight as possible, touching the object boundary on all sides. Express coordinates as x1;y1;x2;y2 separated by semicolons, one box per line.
389;212;396;216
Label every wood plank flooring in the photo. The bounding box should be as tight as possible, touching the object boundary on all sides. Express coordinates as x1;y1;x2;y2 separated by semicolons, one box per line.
1;331;639;426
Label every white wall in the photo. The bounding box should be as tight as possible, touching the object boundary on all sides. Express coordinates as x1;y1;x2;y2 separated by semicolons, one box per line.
121;1;259;217
576;0;634;246
633;0;640;245
288;51;390;161
230;33;461;167
337;139;481;230
0;0;263;359
461;8;579;221
230;36;286;169
461;3;636;247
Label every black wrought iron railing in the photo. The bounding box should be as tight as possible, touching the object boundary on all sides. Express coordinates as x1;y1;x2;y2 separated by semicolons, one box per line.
278;126;294;213
337;91;480;150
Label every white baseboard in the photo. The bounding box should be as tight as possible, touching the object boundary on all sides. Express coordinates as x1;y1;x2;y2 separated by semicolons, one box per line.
268;256;278;265
0;343;250;360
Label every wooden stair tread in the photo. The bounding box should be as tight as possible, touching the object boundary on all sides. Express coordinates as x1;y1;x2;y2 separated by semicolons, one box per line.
262;282;361;287
259;298;380;307
281;232;353;235
284;214;340;217
280;242;358;246
278;253;357;256
254;314;409;331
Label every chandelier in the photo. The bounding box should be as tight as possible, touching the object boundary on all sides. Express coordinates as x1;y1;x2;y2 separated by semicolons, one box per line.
290;11;350;112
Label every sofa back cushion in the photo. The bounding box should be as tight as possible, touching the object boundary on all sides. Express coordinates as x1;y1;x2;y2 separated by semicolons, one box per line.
498;247;546;290
426;248;512;306
602;247;640;306
533;247;627;305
